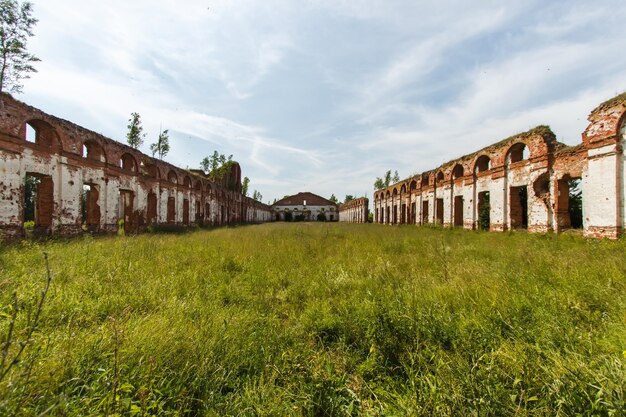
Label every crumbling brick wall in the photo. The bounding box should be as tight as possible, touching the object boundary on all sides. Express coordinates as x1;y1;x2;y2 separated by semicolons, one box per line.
0;93;273;241
338;197;369;223
373;93;626;239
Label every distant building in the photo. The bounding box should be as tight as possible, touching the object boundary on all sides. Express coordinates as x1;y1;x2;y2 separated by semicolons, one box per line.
272;192;338;221
339;197;369;223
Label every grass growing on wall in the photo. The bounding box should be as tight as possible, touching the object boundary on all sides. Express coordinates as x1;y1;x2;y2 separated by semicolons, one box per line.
1;223;625;415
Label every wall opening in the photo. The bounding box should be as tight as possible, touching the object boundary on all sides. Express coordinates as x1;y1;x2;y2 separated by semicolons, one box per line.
401;203;406;224
509;186;528;229
436;171;444;186
474;155;491;173
142;162;159;179
24;120;60;150
83;141;106;163
392;205;397;224
25;122;37;143
120;153;137;173
195;200;201;224
82;184;100;231
435;198;444;224
477;191;490;230
24;173;53;231
568;178;583;229
147;192;157;225
453;195;463;226
452;164;464;181
183;198;190;225
506;143;529;165
411;202;416;224
167;196;176;223
119;190;134;233
557;178;583;229
422;200;429;224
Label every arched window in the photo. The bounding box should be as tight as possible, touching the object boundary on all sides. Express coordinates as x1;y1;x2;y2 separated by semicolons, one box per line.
474;155;491;173
436;171;444;185
167;170;178;184
142;162;160;179
506;142;529;165
452;164;464;180
421;174;430;187
120;153;137;173
83;140;106;163
183;176;192;188
24;120;62;150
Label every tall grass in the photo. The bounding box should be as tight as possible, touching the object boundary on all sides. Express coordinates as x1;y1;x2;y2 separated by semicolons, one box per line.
1;223;625;416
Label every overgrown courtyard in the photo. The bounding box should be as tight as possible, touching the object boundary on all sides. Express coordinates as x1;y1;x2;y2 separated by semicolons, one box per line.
1;224;625;416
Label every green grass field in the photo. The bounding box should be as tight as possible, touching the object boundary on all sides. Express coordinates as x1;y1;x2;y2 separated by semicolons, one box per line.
1;223;625;416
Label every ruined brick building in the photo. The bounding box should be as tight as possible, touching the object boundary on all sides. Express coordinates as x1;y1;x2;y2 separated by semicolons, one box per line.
339;197;369;223
372;93;626;239
0;94;272;240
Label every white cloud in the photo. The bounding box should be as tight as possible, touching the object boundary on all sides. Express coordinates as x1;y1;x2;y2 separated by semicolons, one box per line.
19;0;626;202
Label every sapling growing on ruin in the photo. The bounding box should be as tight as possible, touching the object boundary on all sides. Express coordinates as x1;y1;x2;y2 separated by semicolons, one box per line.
374;170;394;190
200;151;234;180
126;112;145;149
150;128;169;160
241;176;250;196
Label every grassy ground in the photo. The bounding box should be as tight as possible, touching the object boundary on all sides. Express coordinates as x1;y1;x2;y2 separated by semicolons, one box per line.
1;223;625;416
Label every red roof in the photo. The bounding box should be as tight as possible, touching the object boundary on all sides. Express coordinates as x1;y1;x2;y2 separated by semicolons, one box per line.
272;192;337;207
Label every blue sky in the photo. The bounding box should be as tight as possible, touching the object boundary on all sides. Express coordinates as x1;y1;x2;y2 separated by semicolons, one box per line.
22;0;626;204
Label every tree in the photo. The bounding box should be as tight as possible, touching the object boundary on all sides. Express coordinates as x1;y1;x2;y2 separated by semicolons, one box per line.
126;112;145;149
392;170;400;183
329;194;338;204
384;170;392;186
252;190;262;202
374;170;393;190
242;176;250;196
344;195;355;203
200;151;233;178
0;0;39;94
149;128;169;160
200;155;212;173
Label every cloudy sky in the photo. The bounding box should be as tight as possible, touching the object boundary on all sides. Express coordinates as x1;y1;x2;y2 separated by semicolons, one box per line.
21;0;626;204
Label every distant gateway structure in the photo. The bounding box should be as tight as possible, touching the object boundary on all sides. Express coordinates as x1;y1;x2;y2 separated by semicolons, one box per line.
272;192;338;221
372;93;626;239
0;94;273;240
